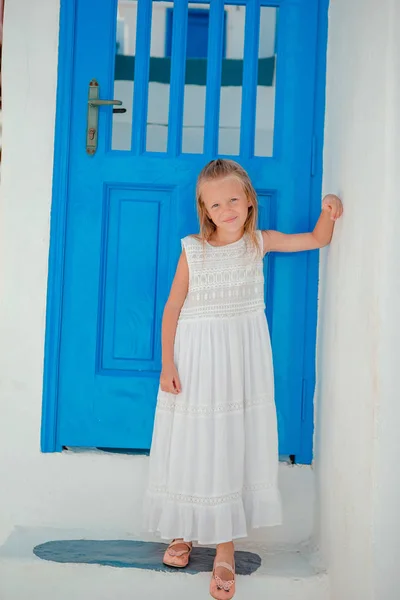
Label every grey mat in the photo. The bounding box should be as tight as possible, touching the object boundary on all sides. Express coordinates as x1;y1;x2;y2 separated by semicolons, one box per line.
33;540;261;575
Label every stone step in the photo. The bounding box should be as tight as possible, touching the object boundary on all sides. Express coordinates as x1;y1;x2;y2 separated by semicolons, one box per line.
0;527;329;600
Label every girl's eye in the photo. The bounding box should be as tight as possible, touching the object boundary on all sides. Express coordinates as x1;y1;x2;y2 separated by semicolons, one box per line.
212;204;219;209
231;198;238;203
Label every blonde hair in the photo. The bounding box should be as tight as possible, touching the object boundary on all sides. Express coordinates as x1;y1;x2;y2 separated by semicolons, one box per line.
195;159;259;249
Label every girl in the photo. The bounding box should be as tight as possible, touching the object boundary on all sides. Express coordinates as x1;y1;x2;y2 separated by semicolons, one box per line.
144;159;343;599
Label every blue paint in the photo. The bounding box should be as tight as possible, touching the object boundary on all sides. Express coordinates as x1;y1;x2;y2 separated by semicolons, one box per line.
167;0;188;156
40;0;76;453
186;11;211;59
33;540;261;575
131;0;152;154
42;0;328;463
165;8;174;58
167;8;221;60
296;0;330;465
265;0;326;460
274;10;279;55
204;0;225;156
240;0;260;157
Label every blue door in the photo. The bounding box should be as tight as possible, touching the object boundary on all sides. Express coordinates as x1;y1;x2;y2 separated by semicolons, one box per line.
43;0;324;463
167;8;221;59
186;10;211;58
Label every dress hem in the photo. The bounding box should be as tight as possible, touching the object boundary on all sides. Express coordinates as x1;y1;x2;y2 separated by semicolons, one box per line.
144;523;283;547
143;487;283;546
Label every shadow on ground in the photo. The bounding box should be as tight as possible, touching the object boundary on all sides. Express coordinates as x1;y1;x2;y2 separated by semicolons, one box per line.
33;540;262;575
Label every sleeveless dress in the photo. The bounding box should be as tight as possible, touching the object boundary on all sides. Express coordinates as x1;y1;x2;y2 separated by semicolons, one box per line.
143;231;282;545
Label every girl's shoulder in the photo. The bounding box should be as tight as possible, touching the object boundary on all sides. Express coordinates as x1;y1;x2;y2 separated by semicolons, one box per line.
181;233;203;248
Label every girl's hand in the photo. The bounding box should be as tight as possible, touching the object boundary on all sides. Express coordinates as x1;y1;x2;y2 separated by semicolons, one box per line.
322;194;343;221
160;363;182;395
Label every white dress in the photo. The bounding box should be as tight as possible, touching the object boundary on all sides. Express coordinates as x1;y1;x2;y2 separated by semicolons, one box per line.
144;231;282;545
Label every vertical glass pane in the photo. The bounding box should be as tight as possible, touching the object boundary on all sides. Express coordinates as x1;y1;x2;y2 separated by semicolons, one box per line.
218;5;245;156
255;7;278;157
146;2;173;153
182;4;209;154
112;1;138;151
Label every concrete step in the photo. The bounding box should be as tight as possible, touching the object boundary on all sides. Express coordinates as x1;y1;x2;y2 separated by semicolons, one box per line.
0;527;329;600
0;453;314;548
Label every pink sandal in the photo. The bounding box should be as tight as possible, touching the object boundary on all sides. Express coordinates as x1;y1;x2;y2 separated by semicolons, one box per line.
210;559;236;599
163;539;193;568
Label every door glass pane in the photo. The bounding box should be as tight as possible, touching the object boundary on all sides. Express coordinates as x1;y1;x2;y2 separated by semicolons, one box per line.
182;4;209;154
111;1;278;156
146;2;173;153
112;1;138;151
255;7;278;157
218;5;245;156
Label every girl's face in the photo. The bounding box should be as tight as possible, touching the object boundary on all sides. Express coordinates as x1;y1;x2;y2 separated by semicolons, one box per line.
200;176;252;234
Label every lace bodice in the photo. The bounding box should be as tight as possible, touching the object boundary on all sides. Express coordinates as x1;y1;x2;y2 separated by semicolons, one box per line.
179;231;265;320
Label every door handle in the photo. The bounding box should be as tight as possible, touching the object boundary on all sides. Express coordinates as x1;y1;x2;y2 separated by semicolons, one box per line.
89;99;122;107
86;79;124;155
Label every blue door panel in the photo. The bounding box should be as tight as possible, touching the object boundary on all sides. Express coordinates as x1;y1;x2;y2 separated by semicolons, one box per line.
187;11;210;58
107;198;159;363
44;0;324;461
167;8;222;59
101;186;173;372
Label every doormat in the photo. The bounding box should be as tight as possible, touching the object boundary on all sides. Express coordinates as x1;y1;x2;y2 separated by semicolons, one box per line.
33;539;261;575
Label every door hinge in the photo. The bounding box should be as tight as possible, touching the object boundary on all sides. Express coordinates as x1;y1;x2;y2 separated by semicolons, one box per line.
310;135;317;177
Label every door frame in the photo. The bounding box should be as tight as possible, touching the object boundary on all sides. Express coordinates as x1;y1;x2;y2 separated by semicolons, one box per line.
41;0;330;463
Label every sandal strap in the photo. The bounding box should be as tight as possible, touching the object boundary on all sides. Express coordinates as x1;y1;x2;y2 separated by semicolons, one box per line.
214;561;235;575
167;540;192;556
169;539;192;549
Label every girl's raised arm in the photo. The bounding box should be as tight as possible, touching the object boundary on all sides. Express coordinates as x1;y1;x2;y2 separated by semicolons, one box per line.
262;194;343;254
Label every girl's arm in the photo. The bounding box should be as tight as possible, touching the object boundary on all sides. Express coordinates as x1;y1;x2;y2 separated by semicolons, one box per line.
160;250;189;394
262;194;343;254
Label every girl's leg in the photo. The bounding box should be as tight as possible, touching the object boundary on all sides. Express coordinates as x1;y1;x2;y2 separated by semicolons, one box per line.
215;541;235;578
210;541;236;599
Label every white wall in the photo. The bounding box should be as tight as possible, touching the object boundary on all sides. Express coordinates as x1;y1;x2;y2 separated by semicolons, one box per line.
0;0;310;549
3;2;397;597
6;8;400;598
315;0;400;598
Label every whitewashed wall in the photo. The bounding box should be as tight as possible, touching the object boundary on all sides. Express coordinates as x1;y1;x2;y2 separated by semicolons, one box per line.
3;2;399;597
315;0;400;598
0;0;310;549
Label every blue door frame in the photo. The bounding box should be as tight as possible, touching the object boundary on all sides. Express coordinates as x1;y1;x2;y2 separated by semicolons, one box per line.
42;0;329;464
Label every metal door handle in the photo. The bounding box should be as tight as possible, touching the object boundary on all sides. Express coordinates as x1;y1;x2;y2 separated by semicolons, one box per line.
88;98;122;107
86;79;124;155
